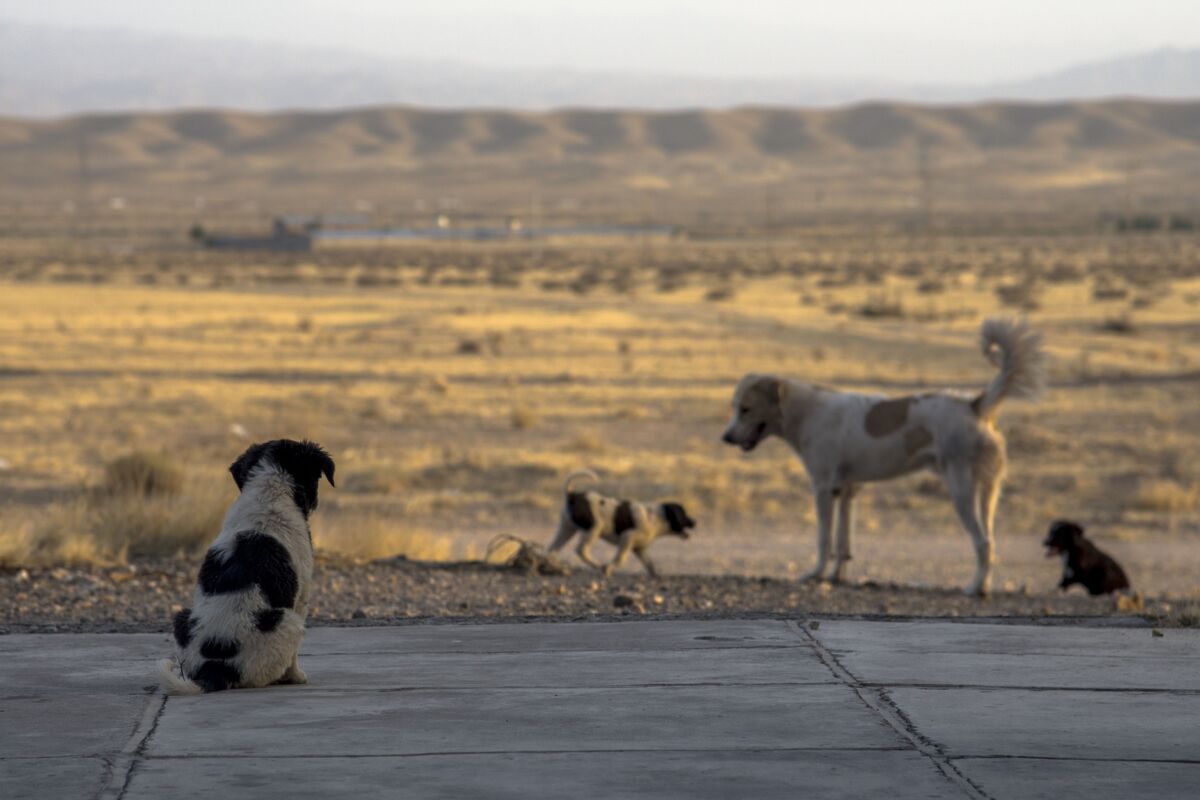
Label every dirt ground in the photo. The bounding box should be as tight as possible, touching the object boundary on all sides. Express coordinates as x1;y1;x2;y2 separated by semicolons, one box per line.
1;552;1189;636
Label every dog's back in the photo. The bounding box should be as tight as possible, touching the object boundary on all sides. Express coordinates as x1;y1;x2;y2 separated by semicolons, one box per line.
160;439;333;694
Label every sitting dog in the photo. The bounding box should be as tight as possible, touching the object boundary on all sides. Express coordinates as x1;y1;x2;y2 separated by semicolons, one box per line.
1043;519;1130;595
722;318;1044;596
159;439;335;693
548;470;695;577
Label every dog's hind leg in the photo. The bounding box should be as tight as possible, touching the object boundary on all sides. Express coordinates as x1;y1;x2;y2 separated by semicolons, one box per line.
798;487;835;583
831;485;858;584
977;475;1003;567
276;654;308;685
945;464;991;596
603;535;637;577
633;546;659;578
547;517;576;553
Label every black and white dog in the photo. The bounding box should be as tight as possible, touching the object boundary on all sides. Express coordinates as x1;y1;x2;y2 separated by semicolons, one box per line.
547;470;695;577
1043;519;1130;596
159;439;335;694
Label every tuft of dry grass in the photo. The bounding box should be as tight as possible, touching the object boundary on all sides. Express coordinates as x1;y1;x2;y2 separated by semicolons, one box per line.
101;451;184;498
315;513;455;562
510;404;538;431
1;485;228;567
1129;480;1199;514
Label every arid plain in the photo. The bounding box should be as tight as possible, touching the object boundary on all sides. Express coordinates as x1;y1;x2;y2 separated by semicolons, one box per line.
1;101;1198;626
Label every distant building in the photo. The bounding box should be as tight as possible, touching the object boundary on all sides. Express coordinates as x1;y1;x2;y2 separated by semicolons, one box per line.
201;218;314;251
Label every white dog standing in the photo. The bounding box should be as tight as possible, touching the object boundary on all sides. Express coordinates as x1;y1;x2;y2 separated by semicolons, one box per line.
722;318;1043;595
159;439;334;693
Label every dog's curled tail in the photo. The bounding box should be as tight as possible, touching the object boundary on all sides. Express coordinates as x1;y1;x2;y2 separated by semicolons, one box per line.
158;659;202;695
562;468;599;495
973;317;1045;420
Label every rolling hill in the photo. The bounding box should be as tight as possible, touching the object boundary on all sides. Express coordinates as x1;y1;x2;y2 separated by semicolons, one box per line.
3;101;1199;224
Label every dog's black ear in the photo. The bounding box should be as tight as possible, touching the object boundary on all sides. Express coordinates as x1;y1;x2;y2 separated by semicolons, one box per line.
272;439;335;517
229;442;270;491
1052;520;1083;539
662;503;695;534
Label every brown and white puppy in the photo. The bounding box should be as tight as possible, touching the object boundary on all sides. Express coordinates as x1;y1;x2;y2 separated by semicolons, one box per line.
722;318;1044;596
1043;520;1130;595
159;439;334;693
548;470;695;577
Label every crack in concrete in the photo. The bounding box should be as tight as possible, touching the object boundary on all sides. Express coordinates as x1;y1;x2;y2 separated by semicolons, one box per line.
133;746;918;760
95;691;167;800
301;643;806;657
857;682;1200;695
210;679;839;695
790;620;993;800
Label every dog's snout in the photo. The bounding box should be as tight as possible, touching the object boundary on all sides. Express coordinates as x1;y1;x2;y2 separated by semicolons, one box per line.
721;429;736;444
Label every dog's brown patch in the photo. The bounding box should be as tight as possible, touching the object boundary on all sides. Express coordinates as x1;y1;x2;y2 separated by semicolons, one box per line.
864;397;914;437
904;426;933;455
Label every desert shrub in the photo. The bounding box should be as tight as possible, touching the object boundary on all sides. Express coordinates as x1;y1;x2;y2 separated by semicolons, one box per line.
994;280;1041;311
568;430;605;453
857;293;905;319
1098;313;1136;335
704;285;735;302
1092;281;1130;301
510;404;538;431
1129;480;1198;513
101;451;184;498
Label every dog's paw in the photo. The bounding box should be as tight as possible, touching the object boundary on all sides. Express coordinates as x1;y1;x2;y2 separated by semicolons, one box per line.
796;569;825;584
601;564;615;578
277;666;308;685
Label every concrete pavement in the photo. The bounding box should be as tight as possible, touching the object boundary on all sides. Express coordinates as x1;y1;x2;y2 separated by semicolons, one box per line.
1;617;1198;799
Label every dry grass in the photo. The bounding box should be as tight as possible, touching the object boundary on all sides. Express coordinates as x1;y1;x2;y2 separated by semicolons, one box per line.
1130;480;1199;514
314;513;457;562
0;234;1197;594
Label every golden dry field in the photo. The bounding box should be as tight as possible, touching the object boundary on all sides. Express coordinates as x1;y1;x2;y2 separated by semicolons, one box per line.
1;233;1198;600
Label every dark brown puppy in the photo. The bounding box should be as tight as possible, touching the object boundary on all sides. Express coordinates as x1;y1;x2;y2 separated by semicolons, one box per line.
1043;520;1130;595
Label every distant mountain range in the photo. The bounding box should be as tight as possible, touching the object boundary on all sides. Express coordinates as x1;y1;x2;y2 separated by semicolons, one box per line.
4;100;1199;221
2;20;1199;117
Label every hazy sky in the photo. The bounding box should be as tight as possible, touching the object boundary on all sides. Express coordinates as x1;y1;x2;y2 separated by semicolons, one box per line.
3;0;1197;84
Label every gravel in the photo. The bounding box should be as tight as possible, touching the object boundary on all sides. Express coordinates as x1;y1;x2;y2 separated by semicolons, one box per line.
1;555;1187;635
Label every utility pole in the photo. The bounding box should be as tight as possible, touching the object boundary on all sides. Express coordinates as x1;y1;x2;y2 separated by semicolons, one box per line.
916;137;934;233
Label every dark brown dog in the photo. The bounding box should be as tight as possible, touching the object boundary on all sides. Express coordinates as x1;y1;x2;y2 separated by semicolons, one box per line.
1043;520;1129;595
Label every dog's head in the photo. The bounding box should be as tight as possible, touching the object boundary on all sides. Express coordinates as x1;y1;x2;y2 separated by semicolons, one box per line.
229;439;336;517
722;374;787;452
660;502;696;538
1043;519;1084;558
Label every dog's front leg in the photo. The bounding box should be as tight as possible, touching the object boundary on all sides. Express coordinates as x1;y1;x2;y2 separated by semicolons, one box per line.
633;546;659;578
831;486;857;584
798;487;835;583
603;535;637;577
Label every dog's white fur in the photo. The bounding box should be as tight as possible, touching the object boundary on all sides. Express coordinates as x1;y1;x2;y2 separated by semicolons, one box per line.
722;318;1044;595
547;470;693;577
159;461;314;693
